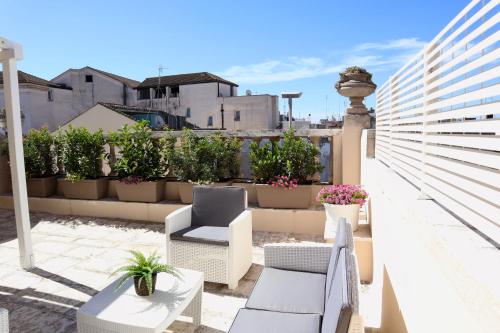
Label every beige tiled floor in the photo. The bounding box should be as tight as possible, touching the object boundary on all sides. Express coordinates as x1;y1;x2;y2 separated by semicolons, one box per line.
0;209;326;333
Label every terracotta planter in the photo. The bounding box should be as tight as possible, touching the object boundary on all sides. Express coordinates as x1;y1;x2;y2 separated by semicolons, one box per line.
178;181;232;204
27;176;57;197
256;184;312;209
116;180;165;203
324;203;360;231
107;179;119;198
56;177;65;196
232;182;257;204
310;184;325;208
62;178;109;200
165;180;180;201
134;273;157;296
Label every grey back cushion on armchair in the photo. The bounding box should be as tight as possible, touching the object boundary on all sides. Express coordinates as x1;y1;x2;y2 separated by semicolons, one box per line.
191;186;247;227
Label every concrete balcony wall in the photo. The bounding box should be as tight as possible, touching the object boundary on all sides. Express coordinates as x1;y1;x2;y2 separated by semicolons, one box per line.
366;158;499;333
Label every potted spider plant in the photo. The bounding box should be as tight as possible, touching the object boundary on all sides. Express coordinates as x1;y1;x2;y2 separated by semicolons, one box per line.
114;250;179;296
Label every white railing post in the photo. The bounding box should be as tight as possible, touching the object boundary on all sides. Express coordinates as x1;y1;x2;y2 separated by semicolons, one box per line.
1;48;34;269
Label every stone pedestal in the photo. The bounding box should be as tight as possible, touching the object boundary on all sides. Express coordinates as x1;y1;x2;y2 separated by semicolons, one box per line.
342;114;371;185
335;67;376;185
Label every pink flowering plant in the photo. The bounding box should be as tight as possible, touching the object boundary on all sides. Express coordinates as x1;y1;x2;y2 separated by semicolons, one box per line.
316;184;368;206
268;175;298;190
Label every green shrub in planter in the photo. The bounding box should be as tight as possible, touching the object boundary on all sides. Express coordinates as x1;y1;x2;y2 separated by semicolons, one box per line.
24;128;57;178
58;126;108;200
2;128;58;197
59;126;106;182
214;133;241;180
109;121;166;181
248;139;282;183
167;129;240;184
109;121;169;202
281;129;323;183
249;128;322;184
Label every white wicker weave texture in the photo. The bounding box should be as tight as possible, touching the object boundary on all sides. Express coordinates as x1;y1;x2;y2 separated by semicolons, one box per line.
264;243;332;274
171;240;229;284
0;308;8;333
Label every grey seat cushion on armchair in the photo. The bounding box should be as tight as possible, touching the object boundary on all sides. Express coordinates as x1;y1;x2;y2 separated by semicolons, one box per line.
170;226;229;246
191;186;246;227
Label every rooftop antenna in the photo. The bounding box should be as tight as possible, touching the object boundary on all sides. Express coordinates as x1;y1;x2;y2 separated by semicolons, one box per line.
157;65;165;111
281;92;302;129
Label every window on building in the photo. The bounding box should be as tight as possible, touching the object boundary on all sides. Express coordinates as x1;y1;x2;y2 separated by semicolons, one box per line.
154;86;166;99
207;116;213;127
85;75;93;83
186;107;191;118
47;89;53;102
234;110;240;121
138;88;150;100
170;86;179;98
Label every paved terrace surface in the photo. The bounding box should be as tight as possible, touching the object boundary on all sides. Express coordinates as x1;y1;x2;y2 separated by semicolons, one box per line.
0;210;334;333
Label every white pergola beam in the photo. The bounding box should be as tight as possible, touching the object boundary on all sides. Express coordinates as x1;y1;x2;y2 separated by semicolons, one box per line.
0;37;34;269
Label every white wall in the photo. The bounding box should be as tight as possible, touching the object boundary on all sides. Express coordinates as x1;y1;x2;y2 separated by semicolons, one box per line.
56;104;136;134
216;95;279;130
180;82;219;127
136;83;278;130
0;85;74;133
52;68;137;115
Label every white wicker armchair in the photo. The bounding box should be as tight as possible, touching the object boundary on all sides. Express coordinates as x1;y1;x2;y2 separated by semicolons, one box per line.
166;186;253;289
0;308;8;333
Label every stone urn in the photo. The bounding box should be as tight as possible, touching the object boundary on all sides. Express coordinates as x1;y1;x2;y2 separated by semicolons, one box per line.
335;67;376;115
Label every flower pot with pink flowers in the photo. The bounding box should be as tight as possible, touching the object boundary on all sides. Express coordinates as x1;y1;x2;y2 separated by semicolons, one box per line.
316;184;368;231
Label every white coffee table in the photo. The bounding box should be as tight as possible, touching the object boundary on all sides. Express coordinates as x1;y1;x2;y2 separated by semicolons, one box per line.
77;268;203;333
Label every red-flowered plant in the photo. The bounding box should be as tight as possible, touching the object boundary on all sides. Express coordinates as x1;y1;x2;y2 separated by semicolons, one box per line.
268;175;298;190
316;184;368;206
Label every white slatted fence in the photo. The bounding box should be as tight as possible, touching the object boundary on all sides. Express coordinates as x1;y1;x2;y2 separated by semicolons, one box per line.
375;0;500;243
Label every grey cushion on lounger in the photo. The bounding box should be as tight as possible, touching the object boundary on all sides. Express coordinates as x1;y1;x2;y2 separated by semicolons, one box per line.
246;267;326;315
229;309;320;333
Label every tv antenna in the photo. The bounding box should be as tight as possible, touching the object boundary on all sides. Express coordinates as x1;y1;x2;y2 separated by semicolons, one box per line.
157;65;166;112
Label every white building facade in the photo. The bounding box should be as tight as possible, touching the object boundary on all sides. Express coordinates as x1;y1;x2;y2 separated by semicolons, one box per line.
51;66;139;115
2;69;279;133
0;71;74;133
136;72;279;130
1;67;140;133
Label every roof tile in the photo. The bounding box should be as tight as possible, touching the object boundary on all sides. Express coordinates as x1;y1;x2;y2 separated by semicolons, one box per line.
138;72;237;88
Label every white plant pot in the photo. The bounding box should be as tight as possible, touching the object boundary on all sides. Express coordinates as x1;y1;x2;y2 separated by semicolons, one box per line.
323;203;360;232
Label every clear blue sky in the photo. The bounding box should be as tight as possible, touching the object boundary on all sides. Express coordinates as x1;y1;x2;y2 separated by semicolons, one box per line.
2;0;470;122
